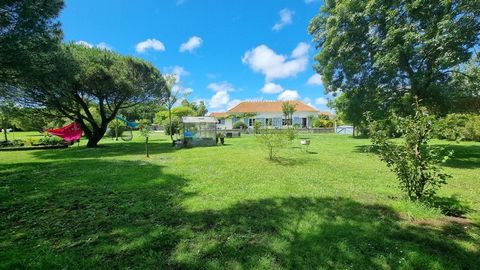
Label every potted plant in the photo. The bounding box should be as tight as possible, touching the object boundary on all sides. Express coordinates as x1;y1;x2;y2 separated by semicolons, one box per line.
216;133;225;145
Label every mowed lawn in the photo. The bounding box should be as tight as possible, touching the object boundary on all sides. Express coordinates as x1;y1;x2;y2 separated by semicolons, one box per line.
0;132;479;269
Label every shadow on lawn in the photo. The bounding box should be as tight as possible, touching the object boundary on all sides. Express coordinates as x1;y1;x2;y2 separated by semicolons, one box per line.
1;159;479;269
354;143;480;170
439;144;480;169
31;139;176;160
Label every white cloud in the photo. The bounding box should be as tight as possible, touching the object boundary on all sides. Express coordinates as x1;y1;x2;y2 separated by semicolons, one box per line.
278;90;300;101
242;42;309;81
207;81;234;92
75;40;93;48
75;41;112;50
180;36;203;53
135;38;165;53
96;42;112;50
181;87;193;95
307;74;323;85
227;99;242;110
315;97;328;105
260;82;284;94
272;9;294;31
209;91;230;109
163;66;189;83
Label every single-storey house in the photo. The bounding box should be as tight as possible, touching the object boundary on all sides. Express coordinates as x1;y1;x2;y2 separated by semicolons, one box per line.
210;100;321;129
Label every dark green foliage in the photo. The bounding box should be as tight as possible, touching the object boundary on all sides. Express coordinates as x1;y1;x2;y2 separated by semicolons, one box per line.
233;121;247;130
368;106;452;200
0;0;64;88
309;0;480;121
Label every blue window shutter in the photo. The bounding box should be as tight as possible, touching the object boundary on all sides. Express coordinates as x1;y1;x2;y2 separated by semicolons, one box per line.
293;117;300;125
244;118;248;125
273;118;281;127
232;117;238;123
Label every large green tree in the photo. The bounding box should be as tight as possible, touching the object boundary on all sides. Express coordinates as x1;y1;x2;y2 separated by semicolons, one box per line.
309;0;480;120
0;0;64;90
19;44;168;147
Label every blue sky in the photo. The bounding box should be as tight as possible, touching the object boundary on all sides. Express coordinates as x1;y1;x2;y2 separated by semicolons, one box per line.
60;0;329;112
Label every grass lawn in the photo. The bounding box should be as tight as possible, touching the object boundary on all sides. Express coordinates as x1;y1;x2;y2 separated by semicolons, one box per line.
1;132;479;269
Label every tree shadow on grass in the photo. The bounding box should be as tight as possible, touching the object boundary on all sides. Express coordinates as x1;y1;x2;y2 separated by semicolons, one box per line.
429;195;474;218
1;160;479;269
30;140;177;160
438;144;480;169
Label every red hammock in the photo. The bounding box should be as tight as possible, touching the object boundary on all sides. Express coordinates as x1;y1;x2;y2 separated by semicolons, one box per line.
48;122;83;142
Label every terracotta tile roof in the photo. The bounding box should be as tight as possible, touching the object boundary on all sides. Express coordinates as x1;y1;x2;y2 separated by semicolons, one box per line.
209;112;228;118
227;100;318;113
319;111;333;116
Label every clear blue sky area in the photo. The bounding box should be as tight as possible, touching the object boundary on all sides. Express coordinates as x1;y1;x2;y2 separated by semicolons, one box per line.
60;0;330;112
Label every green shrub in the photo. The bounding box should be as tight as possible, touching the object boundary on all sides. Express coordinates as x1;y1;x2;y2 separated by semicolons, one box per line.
434;114;480;141
367;106;452;201
39;136;65;145
253;121;262;134
233;121;247;130
164;119;180;136
285;127;297;141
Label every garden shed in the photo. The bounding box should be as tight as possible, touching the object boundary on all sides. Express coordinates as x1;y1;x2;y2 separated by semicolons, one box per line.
181;117;217;147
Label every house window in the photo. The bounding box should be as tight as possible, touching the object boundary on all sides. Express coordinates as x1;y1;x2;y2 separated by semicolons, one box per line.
217;119;225;124
282;119;292;126
248;118;256;127
265;118;273;126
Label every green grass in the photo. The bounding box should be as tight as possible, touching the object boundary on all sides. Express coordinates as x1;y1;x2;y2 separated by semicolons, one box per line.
1;132;479;269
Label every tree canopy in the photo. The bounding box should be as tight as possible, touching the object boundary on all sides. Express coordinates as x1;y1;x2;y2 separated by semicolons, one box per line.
18;43;168;147
309;0;480;123
0;0;64;90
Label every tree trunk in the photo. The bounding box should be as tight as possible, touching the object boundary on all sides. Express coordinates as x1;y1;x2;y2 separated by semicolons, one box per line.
86;133;103;147
168;108;174;143
145;137;149;158
2;128;7;142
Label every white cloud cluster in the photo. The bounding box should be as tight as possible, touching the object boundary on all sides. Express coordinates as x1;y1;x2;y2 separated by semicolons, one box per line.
315;97;328;105
208;81;235;109
261;82;284;94
209;91;230;109
164;66;189;83
242;42;310;81
207;81;234;92
135;38;165;53
272;9;294;31
307;74;323;86
180;36;203;53
277;90;300;101
75;40;112;50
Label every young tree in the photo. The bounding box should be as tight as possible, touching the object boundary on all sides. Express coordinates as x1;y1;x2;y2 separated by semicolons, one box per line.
196;101;208;116
309;0;480;118
281;102;296;126
18;44;168;147
163;75;180;144
138;120;153;158
256;128;288;160
367;102;452;201
0;0;64;88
